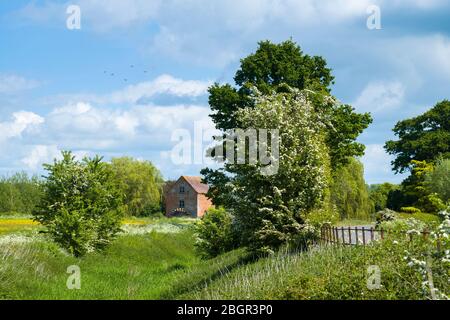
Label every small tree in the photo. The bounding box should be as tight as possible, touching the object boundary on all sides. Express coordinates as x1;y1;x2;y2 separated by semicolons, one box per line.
194;207;237;258
33;151;123;257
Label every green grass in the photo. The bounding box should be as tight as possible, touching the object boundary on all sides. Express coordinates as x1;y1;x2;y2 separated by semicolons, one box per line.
398;212;441;224
179;241;448;300
1;216;447;300
1;230;198;299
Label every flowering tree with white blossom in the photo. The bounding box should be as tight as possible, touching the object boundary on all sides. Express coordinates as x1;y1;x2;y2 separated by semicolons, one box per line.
202;87;333;254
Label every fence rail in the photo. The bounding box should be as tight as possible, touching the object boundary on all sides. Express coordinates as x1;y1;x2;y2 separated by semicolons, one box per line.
320;225;432;246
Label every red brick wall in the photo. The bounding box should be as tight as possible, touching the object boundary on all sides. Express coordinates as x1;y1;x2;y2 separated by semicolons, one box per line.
197;193;213;218
165;177;214;218
165;179;197;217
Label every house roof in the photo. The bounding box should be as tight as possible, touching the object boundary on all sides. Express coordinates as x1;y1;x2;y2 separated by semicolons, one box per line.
180;176;209;194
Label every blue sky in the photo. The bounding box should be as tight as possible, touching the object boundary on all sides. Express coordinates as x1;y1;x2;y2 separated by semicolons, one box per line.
1;0;449;184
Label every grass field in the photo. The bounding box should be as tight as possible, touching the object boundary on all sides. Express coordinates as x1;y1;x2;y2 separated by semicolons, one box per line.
0;215;447;300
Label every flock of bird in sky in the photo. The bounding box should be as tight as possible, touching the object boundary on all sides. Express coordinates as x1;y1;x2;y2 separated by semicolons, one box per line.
103;64;151;83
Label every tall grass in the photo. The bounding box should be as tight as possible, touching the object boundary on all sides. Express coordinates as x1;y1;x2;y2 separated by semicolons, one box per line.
1;217;447;300
181;241;447;300
0;230;198;300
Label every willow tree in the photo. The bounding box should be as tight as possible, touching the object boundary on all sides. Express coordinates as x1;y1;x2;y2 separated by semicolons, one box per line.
110;157;164;216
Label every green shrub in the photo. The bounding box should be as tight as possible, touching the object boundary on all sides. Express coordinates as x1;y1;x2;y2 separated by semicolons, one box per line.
400;206;422;214
194;207;238;258
375;208;398;227
425;158;450;203
33;151;124;257
417;193;446;214
306;207;338;227
398;212;441;224
378;217;426;234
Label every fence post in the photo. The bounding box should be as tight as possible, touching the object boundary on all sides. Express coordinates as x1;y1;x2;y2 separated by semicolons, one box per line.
370;227;374;242
348;227;352;245
334;228;340;244
380;228;384;240
328;226;332;244
331;226;335;244
341;227;345;245
355;227;359;246
362;226;366;245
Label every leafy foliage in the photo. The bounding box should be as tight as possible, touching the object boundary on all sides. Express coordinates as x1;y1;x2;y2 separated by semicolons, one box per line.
385;100;450;173
400;206;422;214
329;157;372;220
208;39;372;169
110;157;164;217
400;160;445;213
0;173;42;215
425;158;450;203
203;88;330;254
375;208;398;227
369;183;400;212
33;151;123;257
194;207;237;258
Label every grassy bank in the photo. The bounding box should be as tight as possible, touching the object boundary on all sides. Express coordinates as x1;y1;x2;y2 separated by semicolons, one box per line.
1;229;197;299
1;216;447;300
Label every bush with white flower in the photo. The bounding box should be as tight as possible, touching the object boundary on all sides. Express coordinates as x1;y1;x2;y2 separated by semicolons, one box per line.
402;207;450;300
203;87;332;255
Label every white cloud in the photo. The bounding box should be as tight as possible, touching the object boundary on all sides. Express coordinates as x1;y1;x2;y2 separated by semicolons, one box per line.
0;74;39;94
0;73;216;176
21;145;61;170
43;75;211;106
16;0;161;32
20;145;90;170
0;111;44;140
387;0;447;9
353;81;405;115
14;0;450;68
410;35;450;79
76;0;161;32
105;74;211;104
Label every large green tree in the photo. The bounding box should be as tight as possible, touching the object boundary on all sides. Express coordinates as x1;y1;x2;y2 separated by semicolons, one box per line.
110;157;164;216
208;39;372;168
385;100;450;173
203;87;331;254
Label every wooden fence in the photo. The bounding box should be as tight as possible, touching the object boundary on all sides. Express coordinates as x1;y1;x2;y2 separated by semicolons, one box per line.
320;225;433;246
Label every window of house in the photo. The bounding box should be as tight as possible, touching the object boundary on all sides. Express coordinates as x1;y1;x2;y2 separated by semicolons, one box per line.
179;185;185;193
179;200;185;208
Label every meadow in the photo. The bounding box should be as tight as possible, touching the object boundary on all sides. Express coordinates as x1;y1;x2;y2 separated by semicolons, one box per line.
1;215;447;300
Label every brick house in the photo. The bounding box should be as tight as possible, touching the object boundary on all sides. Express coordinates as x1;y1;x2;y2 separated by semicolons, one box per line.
164;176;213;218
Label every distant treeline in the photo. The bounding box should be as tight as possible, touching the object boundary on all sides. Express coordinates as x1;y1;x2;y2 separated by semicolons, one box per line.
0;172;42;215
0;157;166;217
